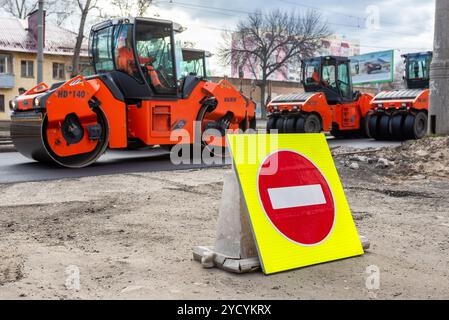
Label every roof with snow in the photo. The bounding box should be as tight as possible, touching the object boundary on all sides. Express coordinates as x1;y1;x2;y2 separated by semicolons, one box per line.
0;16;88;56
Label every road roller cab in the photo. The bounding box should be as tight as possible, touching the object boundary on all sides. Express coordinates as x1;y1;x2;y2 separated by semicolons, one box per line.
266;56;373;137
368;51;432;141
181;48;211;79
10;17;256;168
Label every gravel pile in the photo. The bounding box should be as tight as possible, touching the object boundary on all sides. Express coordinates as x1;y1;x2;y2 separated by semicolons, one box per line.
335;136;449;179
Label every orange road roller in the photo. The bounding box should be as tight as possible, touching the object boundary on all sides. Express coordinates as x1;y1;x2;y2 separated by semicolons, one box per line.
10;17;256;168
368;52;432;141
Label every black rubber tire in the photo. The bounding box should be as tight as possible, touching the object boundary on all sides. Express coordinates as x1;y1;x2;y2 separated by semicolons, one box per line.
403;112;428;140
403;114;416;140
414;112;428;139
275;118;285;133
357;116;370;138
330;128;355;139
295;117;306;133
331;123;361;139
249;117;257;131
126;139;146;150
195;104;226;160
304;114;322;133
267;117;277;132
378;115;392;140
283;117;297;133
368;114;380;140
330;128;344;139
391;114;405;141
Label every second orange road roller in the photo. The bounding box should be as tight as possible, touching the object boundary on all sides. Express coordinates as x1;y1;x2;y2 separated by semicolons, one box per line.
266;56;374;138
10;17;256;168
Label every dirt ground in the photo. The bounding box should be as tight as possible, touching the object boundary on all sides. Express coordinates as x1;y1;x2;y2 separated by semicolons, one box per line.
1;137;449;300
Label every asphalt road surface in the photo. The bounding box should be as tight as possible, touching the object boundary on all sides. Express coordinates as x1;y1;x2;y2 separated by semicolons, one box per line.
0;139;400;184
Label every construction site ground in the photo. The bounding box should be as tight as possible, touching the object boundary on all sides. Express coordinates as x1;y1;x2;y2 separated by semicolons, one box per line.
1;136;449;300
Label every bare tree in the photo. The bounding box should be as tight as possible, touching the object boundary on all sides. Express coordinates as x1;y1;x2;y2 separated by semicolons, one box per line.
109;0;153;17
219;10;330;118
0;0;38;19
0;0;68;21
71;0;99;77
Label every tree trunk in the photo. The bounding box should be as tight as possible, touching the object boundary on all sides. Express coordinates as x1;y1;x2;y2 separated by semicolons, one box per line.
71;0;91;78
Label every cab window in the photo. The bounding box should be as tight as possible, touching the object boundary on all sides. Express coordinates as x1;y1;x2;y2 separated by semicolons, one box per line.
408;56;430;80
135;21;177;94
113;24;143;82
92;26;114;73
182;51;206;78
304;60;320;85
322;63;337;90
338;62;351;98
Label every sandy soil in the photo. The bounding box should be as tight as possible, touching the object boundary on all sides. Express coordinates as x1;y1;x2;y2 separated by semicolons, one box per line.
1;138;449;300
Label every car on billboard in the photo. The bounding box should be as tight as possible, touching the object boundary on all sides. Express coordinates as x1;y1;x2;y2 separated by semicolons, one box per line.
365;62;383;74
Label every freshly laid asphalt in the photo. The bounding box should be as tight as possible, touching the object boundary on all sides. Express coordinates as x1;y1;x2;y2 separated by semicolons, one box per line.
0;138;400;184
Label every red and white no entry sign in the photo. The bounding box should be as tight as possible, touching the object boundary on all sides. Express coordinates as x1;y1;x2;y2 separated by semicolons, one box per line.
258;150;336;246
227;134;364;274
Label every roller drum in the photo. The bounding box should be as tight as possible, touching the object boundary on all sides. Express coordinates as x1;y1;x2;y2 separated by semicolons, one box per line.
10;111;54;163
10;109;109;168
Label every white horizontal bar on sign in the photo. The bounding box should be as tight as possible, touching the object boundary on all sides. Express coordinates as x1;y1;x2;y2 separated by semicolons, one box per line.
268;185;327;210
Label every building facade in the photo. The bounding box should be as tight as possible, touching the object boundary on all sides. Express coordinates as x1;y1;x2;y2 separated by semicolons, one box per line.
0;13;91;120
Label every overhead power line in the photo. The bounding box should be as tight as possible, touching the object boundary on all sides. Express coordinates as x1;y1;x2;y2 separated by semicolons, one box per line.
153;0;431;52
277;0;429;32
156;0;429;38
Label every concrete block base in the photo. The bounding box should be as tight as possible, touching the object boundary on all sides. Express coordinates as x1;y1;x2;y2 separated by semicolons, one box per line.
193;246;261;274
193;169;372;274
193;236;370;274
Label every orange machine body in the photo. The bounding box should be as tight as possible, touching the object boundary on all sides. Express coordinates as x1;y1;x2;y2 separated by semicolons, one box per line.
127;79;251;147
370;89;429;114
266;92;373;132
14;77;254;157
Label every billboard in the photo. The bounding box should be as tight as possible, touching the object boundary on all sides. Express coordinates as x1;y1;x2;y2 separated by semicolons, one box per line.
350;50;394;85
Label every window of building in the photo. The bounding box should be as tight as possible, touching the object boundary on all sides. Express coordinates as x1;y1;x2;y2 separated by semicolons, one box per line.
21;60;34;78
0;54;13;74
53;63;66;80
0;95;5;113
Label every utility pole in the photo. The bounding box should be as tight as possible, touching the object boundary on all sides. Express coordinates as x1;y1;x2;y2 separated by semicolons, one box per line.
429;0;449;135
37;0;44;84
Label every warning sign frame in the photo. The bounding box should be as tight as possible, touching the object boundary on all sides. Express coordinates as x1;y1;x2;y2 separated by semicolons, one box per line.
227;133;365;275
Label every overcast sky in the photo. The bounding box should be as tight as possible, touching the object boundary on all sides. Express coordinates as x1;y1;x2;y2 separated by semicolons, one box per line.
0;0;435;76
147;0;436;75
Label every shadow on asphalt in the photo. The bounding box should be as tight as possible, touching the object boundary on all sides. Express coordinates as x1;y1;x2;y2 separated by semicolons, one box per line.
0;150;228;184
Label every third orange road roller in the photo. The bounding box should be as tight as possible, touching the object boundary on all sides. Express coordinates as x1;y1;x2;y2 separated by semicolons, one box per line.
10;17;256;168
368;51;432;141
